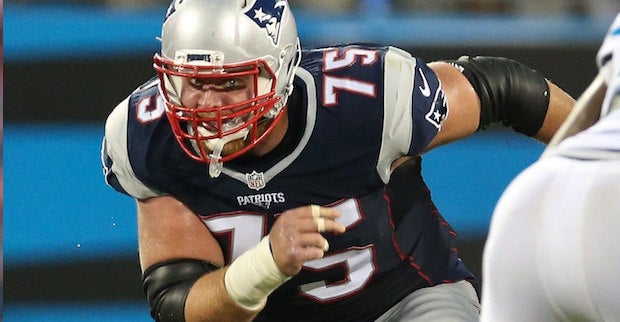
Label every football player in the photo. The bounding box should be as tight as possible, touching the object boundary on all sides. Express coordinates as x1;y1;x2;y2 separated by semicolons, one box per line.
481;12;620;322
101;0;574;321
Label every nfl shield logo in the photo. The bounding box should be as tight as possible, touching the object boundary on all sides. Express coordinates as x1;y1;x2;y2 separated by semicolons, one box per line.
246;171;266;191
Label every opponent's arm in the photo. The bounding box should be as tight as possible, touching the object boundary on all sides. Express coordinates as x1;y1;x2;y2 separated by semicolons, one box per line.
425;57;575;151
138;196;345;322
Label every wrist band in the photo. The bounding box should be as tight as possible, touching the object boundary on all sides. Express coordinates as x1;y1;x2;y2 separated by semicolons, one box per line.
224;235;291;311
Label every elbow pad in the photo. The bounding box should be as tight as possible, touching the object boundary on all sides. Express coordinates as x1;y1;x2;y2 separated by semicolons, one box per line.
446;56;550;136
142;259;220;322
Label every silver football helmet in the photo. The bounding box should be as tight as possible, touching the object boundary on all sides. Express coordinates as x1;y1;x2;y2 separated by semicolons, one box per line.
154;0;301;177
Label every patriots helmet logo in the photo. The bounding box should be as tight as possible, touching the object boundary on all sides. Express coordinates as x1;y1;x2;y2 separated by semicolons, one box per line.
244;0;288;46
163;0;182;23
425;88;448;129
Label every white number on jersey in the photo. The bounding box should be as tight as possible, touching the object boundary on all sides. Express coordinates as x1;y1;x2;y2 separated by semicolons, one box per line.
322;48;379;107
136;94;165;123
202;199;375;302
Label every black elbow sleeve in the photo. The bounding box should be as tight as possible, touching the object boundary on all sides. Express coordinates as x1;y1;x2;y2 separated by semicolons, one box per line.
446;56;550;136
142;259;220;322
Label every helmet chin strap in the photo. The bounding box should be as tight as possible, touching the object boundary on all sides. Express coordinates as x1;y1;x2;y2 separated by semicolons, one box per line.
191;125;250;178
207;140;226;178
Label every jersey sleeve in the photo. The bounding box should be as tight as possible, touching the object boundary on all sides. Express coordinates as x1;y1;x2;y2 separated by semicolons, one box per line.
376;46;448;182
101;96;163;200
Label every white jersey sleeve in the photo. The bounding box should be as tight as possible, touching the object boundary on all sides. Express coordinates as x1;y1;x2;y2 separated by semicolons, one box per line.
102;96;164;199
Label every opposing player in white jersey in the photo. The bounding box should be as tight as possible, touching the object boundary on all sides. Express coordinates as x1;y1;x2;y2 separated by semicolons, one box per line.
481;12;620;322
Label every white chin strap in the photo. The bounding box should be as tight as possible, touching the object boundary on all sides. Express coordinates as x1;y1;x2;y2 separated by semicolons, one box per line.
189;124;250;178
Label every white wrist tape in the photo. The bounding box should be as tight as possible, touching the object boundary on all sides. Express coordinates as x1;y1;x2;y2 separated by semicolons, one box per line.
224;235;291;311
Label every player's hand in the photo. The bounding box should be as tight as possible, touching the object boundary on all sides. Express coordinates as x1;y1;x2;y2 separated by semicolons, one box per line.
269;205;346;276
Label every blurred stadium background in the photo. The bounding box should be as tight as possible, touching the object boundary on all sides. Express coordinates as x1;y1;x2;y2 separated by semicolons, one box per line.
4;0;618;321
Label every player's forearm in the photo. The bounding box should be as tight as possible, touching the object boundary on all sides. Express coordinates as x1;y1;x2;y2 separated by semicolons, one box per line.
185;234;294;321
184;268;258;322
533;80;577;144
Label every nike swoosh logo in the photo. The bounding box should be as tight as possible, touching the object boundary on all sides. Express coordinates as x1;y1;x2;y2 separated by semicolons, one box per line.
418;68;431;97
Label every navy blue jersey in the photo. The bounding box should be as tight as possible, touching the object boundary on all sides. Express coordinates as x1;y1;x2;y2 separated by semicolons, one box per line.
102;44;473;321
